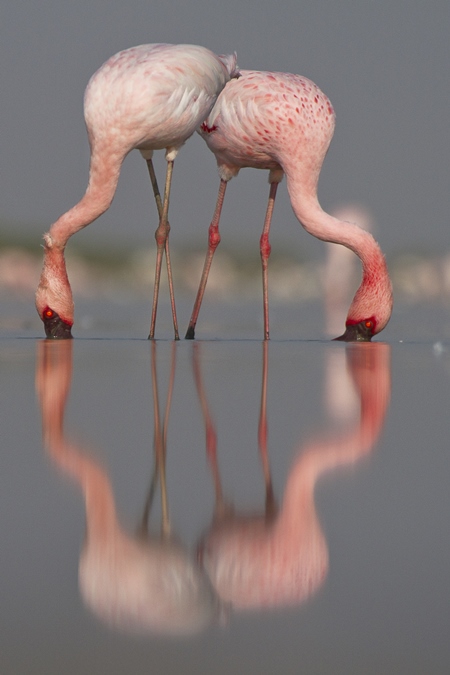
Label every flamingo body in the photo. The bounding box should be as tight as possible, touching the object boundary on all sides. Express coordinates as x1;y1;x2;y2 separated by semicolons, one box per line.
186;70;393;340
199;492;328;610
79;515;219;635
199;70;334;178
84;44;237;160
35;44;238;338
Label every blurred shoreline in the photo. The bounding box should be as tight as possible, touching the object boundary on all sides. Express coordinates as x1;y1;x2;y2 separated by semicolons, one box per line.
2;236;450;308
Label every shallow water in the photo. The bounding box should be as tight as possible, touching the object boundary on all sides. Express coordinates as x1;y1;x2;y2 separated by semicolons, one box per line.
2;298;450;674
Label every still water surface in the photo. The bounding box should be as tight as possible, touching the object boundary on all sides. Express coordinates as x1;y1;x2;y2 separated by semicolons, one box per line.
2;300;450;674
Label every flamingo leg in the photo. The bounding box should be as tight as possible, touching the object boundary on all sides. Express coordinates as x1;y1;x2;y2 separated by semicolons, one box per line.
139;455;159;535
192;343;228;517
157;341;176;537
258;340;276;518
148;159;180;340
260;182;278;340
141;340;175;538
185;179;228;339
146;159;179;341
150;341;171;537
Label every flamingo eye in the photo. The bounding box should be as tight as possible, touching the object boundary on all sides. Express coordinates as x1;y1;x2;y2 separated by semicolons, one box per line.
365;320;373;329
44;308;54;319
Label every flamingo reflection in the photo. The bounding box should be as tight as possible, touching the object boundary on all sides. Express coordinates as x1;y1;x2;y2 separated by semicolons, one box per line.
36;340;218;635
323;207;375;423
195;342;391;612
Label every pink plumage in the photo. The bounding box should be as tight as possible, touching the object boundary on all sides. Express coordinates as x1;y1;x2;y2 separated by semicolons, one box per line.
35;43;239;339
185;70;393;341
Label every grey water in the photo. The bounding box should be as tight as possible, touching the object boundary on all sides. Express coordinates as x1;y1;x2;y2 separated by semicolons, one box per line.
2;297;450;674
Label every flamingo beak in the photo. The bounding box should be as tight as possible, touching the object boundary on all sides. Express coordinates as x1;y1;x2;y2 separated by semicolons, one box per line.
334;322;373;342
43;310;73;339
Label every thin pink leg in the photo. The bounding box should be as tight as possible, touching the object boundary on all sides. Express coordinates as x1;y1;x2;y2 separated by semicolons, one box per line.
185;179;228;339
148;160;180;340
192;343;227;516
141;340;176;538
258;340;276;517
150;341;171;536
146;159;179;341
260;182;278;340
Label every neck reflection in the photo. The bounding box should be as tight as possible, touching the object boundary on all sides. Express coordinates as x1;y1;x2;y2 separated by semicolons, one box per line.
195;342;391;612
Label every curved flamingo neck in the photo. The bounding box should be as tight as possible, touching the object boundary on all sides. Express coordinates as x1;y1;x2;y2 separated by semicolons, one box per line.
275;446;335;537
36;150;124;325
81;459;119;543
284;168;392;329
279;343;391;533
48;149;123;248
51;443;120;542
285;177;384;272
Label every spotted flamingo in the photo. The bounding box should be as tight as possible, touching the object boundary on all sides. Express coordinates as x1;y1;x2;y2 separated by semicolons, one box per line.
185;70;393;341
35;43;239;339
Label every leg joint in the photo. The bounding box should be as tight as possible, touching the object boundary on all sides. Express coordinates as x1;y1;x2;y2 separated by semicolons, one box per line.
260;233;272;260
208;224;221;250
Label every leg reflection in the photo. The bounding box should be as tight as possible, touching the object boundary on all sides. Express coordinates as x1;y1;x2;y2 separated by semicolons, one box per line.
36;339;219;635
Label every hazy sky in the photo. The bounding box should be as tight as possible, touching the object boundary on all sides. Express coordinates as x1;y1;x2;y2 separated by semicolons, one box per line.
1;1;449;259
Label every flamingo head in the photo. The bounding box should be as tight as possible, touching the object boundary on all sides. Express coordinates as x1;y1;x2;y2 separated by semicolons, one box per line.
334;317;378;342
35;236;74;339
335;266;393;342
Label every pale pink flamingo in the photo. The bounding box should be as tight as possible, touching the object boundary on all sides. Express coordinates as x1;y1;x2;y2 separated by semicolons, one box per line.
35;43;239;339
195;341;391;612
35;340;219;634
185;70;393;341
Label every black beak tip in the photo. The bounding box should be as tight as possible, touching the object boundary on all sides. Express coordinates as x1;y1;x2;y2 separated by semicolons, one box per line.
333;332;347;342
43;312;73;339
333;323;373;342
